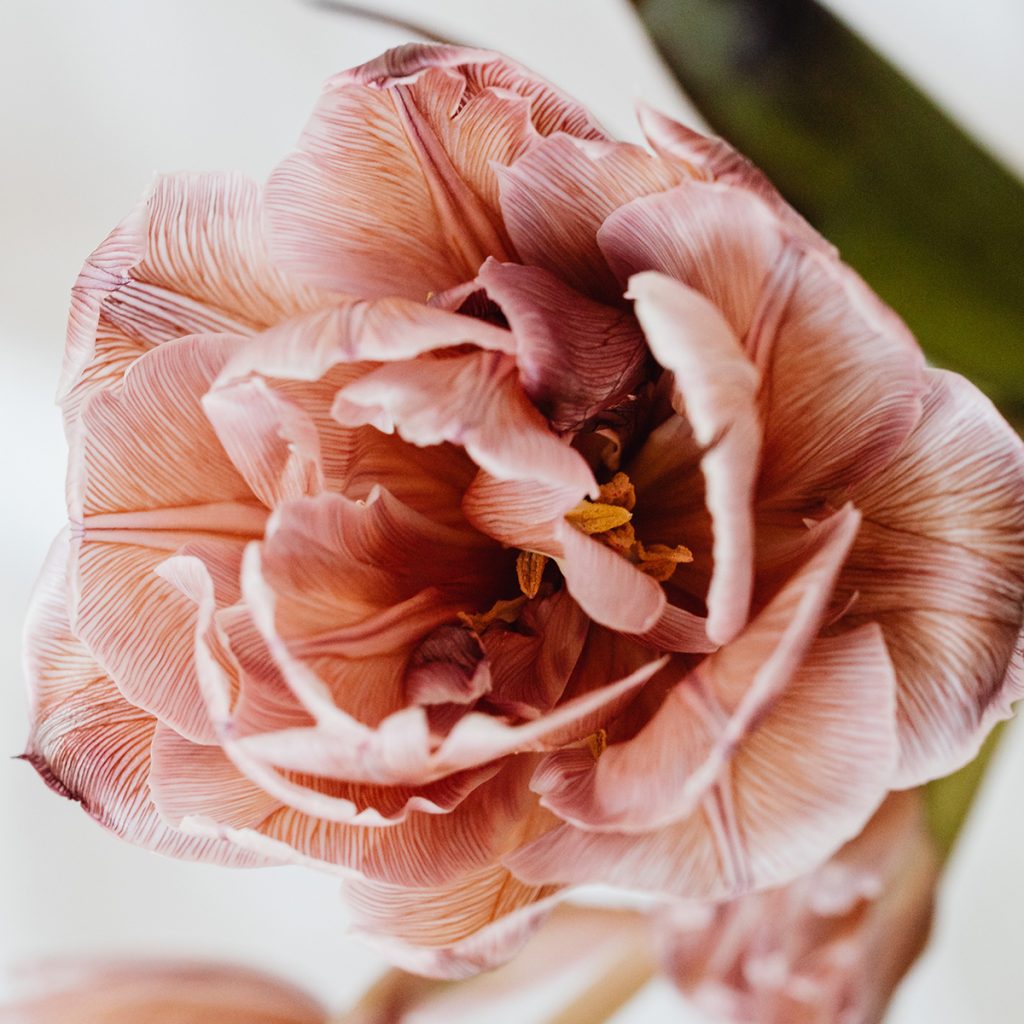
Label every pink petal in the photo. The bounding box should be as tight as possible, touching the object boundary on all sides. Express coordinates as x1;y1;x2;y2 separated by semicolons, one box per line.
475;259;648;432
6;960;327;1024
213;298;514;388
176;756;543;887
757;249;927;504
342;44;605;140
202;378;324;509
347;864;561;980
629;271;761;644
509;617;897;899
532;507;862;831
840;369;1024;784
599;179;788;339
497;134;685;299
68;535;244;743
70;333;259;523
332;351;596;493
637;104;830;253
661;791;938;1024
61;173;324;423
461;472;667;636
21;533;263;867
267;46;605;299
482;588;589;717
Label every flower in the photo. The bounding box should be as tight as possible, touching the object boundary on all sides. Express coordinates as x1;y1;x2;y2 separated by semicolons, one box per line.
24;44;1024;977
660;791;939;1024
2;961;327;1023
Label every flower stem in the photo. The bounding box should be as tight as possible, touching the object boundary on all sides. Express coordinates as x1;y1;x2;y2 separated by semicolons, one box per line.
544;945;655;1024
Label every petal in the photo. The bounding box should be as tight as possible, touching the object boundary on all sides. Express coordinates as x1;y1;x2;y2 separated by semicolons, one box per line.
347;865;561;980
266;46;605;299
481;588;589;717
61;173;324;421
343;44;605;140
71;333;259;523
68;535;245;743
332;351;596;493
175;756;543;887
636;104;830;254
22;533;262;867
629;272;761;644
7;961;327;1024
757;249;927;504
475;259;648;432
509;619;897;899
532;507;862;831
599;179;788;339
497;134;685;299
202;378;324;509
840;370;1024;784
213;298;514;387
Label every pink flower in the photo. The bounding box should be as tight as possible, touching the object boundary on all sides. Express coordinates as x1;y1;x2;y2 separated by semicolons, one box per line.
25;44;1024;976
660;791;939;1024
1;961;326;1023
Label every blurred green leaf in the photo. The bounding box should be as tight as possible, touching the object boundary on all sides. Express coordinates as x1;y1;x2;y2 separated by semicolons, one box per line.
634;0;1024;424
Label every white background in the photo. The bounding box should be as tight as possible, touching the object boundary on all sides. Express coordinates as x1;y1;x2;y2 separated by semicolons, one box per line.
1;1;1021;1020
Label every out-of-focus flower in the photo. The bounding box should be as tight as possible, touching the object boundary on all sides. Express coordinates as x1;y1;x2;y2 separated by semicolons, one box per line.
660;791;939;1024
24;43;1024;976
0;961;327;1024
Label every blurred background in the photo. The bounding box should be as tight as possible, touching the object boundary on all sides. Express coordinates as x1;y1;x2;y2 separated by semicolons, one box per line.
0;1;1021;1020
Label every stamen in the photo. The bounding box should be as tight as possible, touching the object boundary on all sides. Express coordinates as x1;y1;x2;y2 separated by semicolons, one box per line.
459;596;528;633
586;728;608;760
636;541;694;581
516;550;549;599
564;471;693;583
565;500;633;535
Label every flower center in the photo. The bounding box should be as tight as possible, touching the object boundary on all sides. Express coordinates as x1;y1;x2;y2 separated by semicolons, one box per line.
515;472;693;600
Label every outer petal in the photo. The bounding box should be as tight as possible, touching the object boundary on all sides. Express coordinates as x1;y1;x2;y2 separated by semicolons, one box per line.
333;351;596;493
661;791;938;1024
68;335;265;742
347;864;561;980
531;507;861;831
636;104;830;253
629;272;761;644
509;620;897;899
22;533;262;866
840;370;1024;784
497;133;685;299
599;179;788;339
265;45;604;299
475;259;648;432
757;249;927;504
61;173;324;423
3;961;327;1024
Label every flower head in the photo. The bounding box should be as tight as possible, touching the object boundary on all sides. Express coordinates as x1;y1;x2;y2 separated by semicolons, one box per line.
25;44;1024;976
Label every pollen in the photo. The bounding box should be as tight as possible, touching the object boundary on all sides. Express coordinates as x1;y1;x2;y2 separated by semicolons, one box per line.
586;728;608;760
565;471;692;583
564;500;633;535
516;550;549;599
459;595;528;633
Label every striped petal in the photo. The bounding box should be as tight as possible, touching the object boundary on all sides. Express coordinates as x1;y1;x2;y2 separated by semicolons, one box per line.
22;533;262;866
497;134;685;299
265;45;603;299
61;173;323;424
839;370;1024;784
629;272;761;645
